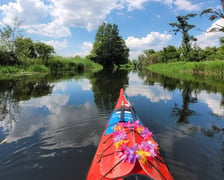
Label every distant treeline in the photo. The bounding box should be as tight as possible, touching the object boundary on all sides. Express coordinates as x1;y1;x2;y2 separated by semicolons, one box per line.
0;18;102;74
136;44;224;67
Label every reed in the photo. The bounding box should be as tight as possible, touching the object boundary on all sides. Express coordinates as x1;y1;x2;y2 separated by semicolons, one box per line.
148;60;224;76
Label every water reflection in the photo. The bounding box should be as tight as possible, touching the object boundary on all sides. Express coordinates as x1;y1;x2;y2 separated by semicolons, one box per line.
91;69;129;110
0;70;223;180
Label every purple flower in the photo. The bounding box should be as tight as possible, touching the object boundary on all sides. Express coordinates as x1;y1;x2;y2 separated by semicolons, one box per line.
122;144;139;163
139;141;158;158
140;128;152;139
113;131;127;142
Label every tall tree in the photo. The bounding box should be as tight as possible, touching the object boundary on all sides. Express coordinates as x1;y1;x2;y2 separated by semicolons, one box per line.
169;13;197;59
0;17;23;53
90;23;129;67
200;0;224;32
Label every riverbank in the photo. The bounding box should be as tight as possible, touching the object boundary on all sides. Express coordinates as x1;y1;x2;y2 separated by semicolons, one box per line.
0;57;103;79
148;60;224;78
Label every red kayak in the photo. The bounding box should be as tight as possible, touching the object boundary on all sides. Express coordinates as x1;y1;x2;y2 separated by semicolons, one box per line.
87;88;173;180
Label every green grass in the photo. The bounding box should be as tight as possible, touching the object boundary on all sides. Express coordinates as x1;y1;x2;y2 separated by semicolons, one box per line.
148;60;224;77
0;56;103;79
48;56;103;72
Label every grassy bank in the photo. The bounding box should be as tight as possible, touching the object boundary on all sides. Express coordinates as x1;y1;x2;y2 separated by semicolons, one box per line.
148;61;224;78
0;56;103;79
0;65;49;79
48;56;103;72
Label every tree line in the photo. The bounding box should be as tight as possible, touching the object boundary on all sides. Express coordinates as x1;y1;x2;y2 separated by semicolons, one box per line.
1;1;224;70
136;1;224;67
0;18;54;66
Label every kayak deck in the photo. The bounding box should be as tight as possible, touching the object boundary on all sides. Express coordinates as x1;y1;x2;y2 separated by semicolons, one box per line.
86;89;173;180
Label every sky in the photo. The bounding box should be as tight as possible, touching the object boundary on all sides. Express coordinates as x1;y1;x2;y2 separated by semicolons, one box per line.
0;0;223;59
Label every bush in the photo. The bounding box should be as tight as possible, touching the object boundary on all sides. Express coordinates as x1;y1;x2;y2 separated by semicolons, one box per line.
28;65;49;73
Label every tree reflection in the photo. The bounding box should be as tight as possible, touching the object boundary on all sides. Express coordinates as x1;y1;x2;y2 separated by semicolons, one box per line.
0;76;53;130
90;69;129;111
173;83;198;124
138;70;199;124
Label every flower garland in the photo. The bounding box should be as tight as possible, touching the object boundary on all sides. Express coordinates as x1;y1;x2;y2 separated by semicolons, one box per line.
113;120;159;164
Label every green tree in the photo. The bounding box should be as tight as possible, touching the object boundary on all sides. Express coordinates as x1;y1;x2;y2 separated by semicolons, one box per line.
15;37;36;60
34;42;54;64
90;23;129;67
162;45;179;62
169;13;197;59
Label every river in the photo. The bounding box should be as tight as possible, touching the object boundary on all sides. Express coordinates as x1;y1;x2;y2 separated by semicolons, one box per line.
0;69;223;180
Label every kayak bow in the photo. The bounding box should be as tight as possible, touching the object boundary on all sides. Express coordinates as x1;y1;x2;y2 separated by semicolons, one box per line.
87;88;173;180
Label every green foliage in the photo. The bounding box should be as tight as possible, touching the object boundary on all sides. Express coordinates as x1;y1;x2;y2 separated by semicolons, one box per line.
169;13;197;57
90;23;129;67
34;42;54;64
15;37;37;60
27;65;49;73
148;61;224;76
48;56;102;73
137;46;180;66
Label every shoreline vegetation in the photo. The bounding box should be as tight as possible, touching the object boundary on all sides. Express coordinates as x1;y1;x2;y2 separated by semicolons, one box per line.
0;56;103;80
148;60;224;79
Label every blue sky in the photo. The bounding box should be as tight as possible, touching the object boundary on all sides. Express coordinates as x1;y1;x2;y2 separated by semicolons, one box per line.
0;0;223;59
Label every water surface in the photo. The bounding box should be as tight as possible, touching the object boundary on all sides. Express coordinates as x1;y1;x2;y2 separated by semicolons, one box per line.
0;70;223;180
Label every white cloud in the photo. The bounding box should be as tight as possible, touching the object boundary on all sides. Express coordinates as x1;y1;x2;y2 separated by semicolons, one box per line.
74;41;93;57
174;0;201;11
24;22;71;38
0;0;49;25
49;0;118;31
126;32;172;59
197;19;224;48
0;0;202;39
43;39;68;50
120;0;150;11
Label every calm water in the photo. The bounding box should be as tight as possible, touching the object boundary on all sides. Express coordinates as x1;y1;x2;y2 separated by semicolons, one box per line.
0;70;224;180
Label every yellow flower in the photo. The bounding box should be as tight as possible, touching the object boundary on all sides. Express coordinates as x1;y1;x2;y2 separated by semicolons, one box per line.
114;140;129;150
136;149;151;164
114;124;123;131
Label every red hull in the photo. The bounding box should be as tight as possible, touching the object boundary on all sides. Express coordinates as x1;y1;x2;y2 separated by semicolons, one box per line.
86;89;173;180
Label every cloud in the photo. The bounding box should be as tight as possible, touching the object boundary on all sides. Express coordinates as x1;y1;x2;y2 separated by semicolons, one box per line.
196;19;224;48
49;0;118;31
24;22;72;38
0;0;202;39
42;39;68;50
119;0;150;11
174;0;201;11
125;32;172;59
74;41;93;57
0;0;49;25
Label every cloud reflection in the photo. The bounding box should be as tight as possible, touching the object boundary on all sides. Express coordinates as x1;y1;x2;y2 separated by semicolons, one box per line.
126;85;172;103
198;91;224;117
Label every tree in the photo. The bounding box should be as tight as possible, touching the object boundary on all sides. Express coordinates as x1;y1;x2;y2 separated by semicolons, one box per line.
200;0;224;32
0;17;23;52
15;37;36;60
34;42;54;64
162;45;179;62
90;23;129;67
169;13;197;59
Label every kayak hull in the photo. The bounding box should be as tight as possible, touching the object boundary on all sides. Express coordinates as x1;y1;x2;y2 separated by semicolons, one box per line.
86;89;173;180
